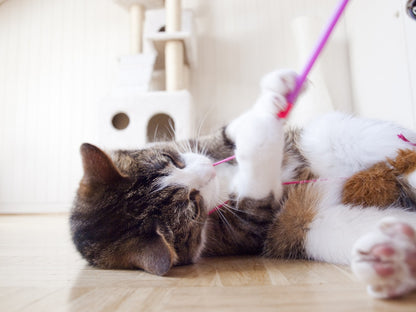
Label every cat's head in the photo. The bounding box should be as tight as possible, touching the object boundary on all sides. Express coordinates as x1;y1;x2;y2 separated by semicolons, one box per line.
70;142;219;275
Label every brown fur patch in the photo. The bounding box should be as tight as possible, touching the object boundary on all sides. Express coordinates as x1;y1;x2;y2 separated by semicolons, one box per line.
388;149;416;175
342;162;400;207
262;184;320;259
342;149;416;208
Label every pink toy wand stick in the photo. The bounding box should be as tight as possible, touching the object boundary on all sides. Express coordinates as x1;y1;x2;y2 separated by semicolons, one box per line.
277;0;350;118
212;155;236;167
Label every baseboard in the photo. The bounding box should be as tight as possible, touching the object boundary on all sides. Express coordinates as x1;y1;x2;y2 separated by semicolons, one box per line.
0;202;71;214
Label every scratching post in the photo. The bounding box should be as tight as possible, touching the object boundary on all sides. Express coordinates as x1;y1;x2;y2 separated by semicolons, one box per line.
165;0;184;91
102;0;195;149
130;4;145;54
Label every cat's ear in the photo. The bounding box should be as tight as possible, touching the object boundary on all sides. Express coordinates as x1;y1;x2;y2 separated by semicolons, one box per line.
134;229;177;276
80;143;126;185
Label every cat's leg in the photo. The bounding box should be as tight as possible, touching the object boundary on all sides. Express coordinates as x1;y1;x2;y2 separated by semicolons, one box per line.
226;69;298;200
297;183;416;298
351;217;416;298
203;70;300;257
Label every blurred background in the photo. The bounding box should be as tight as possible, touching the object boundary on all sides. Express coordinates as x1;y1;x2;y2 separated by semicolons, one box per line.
0;0;415;213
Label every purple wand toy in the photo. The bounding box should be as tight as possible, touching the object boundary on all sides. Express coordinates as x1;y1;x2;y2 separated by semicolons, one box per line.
277;0;350;118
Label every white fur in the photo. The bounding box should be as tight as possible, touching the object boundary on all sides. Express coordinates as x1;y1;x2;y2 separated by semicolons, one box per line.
301;152;416;298
407;170;416;189
304;184;416;265
301;112;416;178
226;70;297;200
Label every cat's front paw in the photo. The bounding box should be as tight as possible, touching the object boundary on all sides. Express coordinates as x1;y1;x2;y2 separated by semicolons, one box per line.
257;69;302;115
351;218;416;298
261;69;298;95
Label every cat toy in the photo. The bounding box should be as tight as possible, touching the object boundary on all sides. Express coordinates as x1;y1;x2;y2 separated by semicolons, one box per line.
278;0;350;118
212;0;350;168
209;0;351;214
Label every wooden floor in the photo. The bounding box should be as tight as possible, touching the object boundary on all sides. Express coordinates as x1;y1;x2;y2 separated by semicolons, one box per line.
1;215;416;312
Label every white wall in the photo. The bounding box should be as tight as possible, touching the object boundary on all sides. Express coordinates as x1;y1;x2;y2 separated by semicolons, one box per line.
0;0;130;212
0;0;414;213
345;0;416;129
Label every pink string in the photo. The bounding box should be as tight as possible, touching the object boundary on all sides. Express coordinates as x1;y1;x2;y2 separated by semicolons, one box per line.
208;177;346;215
398;133;416;147
212;155;236;167
208;201;229;216
277;0;350;119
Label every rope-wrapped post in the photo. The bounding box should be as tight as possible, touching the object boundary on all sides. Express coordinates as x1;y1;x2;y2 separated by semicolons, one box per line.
165;0;184;91
129;3;145;54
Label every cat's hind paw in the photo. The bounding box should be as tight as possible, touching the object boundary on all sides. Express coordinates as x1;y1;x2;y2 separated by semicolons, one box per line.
351;217;416;299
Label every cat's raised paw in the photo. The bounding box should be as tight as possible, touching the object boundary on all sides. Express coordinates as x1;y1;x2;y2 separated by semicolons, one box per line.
260;69;298;96
351;217;416;299
258;69;305;115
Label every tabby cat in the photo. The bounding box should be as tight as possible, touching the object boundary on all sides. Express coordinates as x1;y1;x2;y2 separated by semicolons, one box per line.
71;70;416;299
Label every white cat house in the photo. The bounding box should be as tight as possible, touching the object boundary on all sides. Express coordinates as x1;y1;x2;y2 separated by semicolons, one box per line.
99;0;196;150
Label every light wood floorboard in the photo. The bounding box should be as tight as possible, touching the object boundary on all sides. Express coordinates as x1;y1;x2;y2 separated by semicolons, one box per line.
1;214;415;311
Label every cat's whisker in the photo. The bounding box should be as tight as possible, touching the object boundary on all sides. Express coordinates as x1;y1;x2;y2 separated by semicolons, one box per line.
175;140;185;153
167;118;177;141
222;203;257;221
192;138;198;155
181;138;192;154
192;110;213;156
153;123;160;142
212;199;259;220
189;217;206;226
200;141;209;158
215;209;243;245
195;110;210;139
215;208;233;230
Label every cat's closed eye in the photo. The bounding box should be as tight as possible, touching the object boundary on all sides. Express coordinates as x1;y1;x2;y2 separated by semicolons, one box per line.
163;153;185;169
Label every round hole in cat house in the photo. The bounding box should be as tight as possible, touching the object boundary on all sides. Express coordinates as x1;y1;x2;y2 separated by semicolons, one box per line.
112;112;130;130
147;113;175;142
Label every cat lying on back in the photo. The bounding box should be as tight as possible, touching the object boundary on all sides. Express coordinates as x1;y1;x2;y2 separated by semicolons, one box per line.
71;70;416;299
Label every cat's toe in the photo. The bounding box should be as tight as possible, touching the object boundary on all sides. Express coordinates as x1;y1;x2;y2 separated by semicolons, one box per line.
351;218;416;298
260;69;298;97
379;217;416;242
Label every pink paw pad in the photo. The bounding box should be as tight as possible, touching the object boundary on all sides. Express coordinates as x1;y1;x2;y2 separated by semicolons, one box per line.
352;218;416;299
406;250;416;277
371;245;396;277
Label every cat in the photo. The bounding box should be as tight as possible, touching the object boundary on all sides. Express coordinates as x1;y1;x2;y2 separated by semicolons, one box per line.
70;69;416;299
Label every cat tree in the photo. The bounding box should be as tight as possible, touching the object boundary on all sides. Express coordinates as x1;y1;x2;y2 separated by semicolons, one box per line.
99;0;196;149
